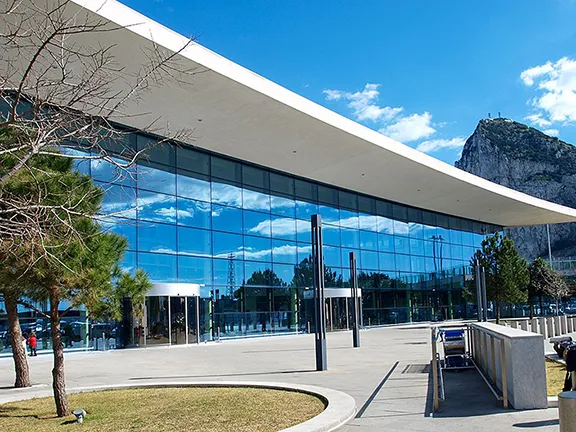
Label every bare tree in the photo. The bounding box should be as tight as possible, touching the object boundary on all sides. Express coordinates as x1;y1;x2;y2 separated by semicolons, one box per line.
0;0;198;263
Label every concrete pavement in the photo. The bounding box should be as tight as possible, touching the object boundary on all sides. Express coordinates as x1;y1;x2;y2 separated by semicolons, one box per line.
0;326;562;431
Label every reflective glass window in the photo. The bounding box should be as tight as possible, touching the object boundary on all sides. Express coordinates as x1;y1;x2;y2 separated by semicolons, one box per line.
463;246;476;262
64;148;91;175
295;179;317;201
412;256;426;273
178;255;212;285
297;243;313;264
137;190;176;223
244;235;272;261
137;134;175;166
272;239;298;264
177;198;211;229
318;185;338;205
323;225;340;247
176;146;210;175
270;173;294;196
462;231;474;246
341;227;360;249
97;131;136;155
243;187;270;212
324;246;342;268
377;216;394;234
211;156;241;182
137;162;176;195
270;195;296;218
343;248;361;269
340;209;359;229
392;204;408;221
273;263;295;287
296;219;311;243
244;261;274;286
100;218;136;251
326;267;344;287
339;191;358;210
296;200;318;220
99;183;137;219
361;250;379;270
409;223;424;239
212;205;242;234
378;233;395;253
211;180;243;208
242;165;269;190
410;238;425;256
360;230;378;251
319;205;340;226
396;254;411;272
138;252;177;282
425;257;436;273
177;226;211;256
213;231;244;259
120;251;137;273
271;216;296;241
394;236;410;255
424;240;435;257
176;170;211;202
379;252;396;271
449;229;463;245
394;220;409;236
213;257;245;286
91;157;136;187
359;214;378;232
358;196;376;214
244;210;271;237
137;221;176;254
450;244;464;261
423;224;438;241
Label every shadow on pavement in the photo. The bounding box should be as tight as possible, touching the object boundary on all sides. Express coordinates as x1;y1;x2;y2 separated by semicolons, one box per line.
512;419;559;428
129;369;316;380
431;368;509;417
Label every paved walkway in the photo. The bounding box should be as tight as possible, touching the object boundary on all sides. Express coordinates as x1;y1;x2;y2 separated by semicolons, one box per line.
0;326;561;431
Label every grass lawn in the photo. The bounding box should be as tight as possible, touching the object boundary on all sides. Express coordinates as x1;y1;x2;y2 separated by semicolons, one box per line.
0;387;325;432
546;358;567;396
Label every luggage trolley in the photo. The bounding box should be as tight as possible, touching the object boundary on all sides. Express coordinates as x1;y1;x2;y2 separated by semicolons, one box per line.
441;329;472;369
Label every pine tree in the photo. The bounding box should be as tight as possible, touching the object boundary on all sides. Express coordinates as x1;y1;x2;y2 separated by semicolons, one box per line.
473;232;529;323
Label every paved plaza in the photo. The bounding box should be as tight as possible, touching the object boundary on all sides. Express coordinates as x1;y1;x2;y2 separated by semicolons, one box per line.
0;326;562;431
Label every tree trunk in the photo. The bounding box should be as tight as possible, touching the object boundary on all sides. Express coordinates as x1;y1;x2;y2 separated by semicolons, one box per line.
495;300;501;324
49;290;70;417
5;292;30;388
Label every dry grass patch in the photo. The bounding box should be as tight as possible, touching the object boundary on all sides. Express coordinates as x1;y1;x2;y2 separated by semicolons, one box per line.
0;387;325;432
546;358;566;396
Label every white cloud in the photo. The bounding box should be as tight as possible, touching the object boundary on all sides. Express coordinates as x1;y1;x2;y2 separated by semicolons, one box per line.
544;129;560;137
416;137;466;154
380;112;436;142
521;57;576;124
323;83;403;122
524;113;552;128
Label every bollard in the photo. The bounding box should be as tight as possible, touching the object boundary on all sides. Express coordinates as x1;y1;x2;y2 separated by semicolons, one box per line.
562;316;568;335
217;327;221;342
559;392;576;432
531;318;538;334
520;320;528;331
307;322;311;334
555;317;562;336
568;317;574;334
539;317;547;339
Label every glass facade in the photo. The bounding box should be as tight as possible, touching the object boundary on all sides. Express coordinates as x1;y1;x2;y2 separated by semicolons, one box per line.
67;129;499;342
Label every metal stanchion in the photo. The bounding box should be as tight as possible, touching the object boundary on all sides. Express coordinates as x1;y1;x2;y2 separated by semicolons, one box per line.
349;252;360;348
311;215;327;371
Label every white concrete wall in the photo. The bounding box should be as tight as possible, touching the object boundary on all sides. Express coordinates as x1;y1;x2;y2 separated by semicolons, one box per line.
472;322;547;409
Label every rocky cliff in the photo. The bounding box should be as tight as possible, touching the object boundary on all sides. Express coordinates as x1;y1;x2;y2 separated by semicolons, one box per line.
455;118;576;260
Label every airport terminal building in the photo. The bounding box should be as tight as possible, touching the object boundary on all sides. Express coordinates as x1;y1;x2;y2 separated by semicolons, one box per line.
3;0;576;350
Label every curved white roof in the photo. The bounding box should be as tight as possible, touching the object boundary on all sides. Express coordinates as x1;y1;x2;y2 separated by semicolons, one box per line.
55;1;576;226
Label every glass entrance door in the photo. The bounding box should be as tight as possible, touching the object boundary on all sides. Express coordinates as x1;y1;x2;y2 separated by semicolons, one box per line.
170;297;186;345
187;296;200;344
325;297;350;331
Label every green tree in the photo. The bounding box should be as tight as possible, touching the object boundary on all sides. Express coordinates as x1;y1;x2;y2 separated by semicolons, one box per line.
529;257;569;317
472;232;529;323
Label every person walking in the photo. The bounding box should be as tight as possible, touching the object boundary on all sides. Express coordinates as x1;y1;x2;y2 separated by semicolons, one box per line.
28;332;37;356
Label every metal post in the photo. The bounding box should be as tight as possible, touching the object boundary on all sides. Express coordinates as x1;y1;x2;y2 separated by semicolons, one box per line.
350;252;360;348
311;214;327;371
195;296;201;344
480;266;488;322
475;259;483;322
431;327;439;411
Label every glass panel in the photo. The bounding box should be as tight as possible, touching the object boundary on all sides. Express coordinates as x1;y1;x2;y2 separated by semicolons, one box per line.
212;205;242;234
138;253;177;282
379;252;396;271
360;230;378;251
99;184;137;219
244;235;272;261
137;134;175;166
361;250;379;270
378;233;395;253
138;222;176;254
296;200;318;220
245;262;274;285
270;172;294;196
270;195;296;218
119;251;137;273
100;218;136;250
187;297;200;344
178;255;212;284
295;179;317;201
324;245;341;268
242;165;269;189
319;205;340;225
137;162;176;195
178;226;211;256
146;296;169;345
318;185;338;205
339;191;358;210
271;216;296;241
412;256;426;273
340;209;359;229
177;198;211;229
396;254;411;272
137;190;176;223
177;146;210;175
170;297;186;345
243;188;270;212
341;227;360;249
410;238;425;256
323;225;340;247
393;220;409;236
296;219;311;243
409;223;424;239
211;156;241;182
212;180;243;208
213;258;245;286
213;231;244;259
272;239;298;264
273;263;295;287
177;170;211;202
359;214;378;232
377;216;394;234
244;210;271;237
394;236;410;255
91;157;136;187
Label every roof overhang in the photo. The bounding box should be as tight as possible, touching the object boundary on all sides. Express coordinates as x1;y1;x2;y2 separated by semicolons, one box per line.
19;0;576;227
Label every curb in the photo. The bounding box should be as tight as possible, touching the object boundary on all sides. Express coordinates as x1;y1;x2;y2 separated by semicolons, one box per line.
0;381;356;432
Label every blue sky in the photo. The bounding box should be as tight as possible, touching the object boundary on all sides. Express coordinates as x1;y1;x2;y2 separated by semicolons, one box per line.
122;0;576;164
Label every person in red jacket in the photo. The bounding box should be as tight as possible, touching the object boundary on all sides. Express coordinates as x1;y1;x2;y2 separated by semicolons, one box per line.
28;332;37;356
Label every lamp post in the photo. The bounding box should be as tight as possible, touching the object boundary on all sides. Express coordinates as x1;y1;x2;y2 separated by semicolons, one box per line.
311;215;327;371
